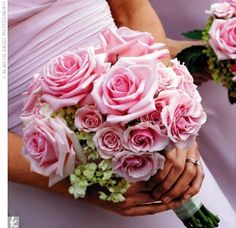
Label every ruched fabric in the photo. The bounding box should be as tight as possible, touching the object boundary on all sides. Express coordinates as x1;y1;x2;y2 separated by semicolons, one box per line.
8;0;116;135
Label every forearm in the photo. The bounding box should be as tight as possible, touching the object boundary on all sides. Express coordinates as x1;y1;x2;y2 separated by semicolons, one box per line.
167;38;205;57
108;0;170;63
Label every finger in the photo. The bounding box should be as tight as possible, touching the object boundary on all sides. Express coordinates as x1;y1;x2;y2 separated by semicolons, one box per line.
122;202;172;216
152;147;187;200
165;198;188;210
146;148;176;189
121;193;159;209
126;182;150;195
160;145;199;201
161;162;197;201
147;160;173;189
183;160;205;200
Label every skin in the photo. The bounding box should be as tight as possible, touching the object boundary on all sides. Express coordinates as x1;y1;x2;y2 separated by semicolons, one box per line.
8;0;204;217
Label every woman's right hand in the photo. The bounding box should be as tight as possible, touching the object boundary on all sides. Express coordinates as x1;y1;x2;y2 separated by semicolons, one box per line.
86;181;184;217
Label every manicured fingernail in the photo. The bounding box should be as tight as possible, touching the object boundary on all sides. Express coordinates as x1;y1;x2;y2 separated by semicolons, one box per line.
162;197;171;203
183;194;191;200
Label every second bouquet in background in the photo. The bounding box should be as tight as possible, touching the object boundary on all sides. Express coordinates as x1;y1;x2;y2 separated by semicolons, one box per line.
21;26;219;228
177;0;236;104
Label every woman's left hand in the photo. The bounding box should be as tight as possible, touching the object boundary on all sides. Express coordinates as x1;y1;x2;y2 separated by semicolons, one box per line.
147;141;204;204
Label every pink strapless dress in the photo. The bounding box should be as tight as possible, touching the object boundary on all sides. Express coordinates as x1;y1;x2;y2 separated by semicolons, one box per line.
150;0;236;211
8;0;236;227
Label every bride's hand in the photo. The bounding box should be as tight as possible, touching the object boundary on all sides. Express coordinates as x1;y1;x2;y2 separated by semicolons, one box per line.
86;181;184;216
147;142;204;203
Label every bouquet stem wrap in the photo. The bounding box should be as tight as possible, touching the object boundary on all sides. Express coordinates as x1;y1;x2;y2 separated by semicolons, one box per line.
174;195;220;228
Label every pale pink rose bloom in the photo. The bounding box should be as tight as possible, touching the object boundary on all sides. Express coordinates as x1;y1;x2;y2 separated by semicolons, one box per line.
112;150;165;183
232;76;236;81
93;123;124;159
41;48;108;111
208;18;236;60
157;64;180;91
207;2;235;19
177;77;202;102
75;105;103;132
22;73;42;113
98;27;169;63
161;90;207;149
171;59;194;82
22;117;85;187
219;0;236;13
124;122;169;152
170;59;201;101
141;91;173;135
91;53;159;123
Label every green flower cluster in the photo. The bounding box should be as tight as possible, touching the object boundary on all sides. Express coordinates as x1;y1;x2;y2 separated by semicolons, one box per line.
69;160;129;203
69;131;129;203
51;106;78;129
202;17;213;42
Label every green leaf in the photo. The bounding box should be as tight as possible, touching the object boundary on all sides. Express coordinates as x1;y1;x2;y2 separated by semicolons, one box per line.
182;30;204;40
176;45;208;74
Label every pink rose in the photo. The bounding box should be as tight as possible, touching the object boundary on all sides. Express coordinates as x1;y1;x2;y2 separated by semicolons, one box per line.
219;0;236;13
22;73;42;113
141;92;172;134
171;59;201;101
207;2;235;19
156;63;180;91
161;90;207;149
41;48;108;110
93;123;124;159
75;105;103;132
172;59;194;82
124;122;169;152
177;77;202;102
98;27;169;63
91;54;159;123
112;150;165;183
22;117;85;187
208;18;236;60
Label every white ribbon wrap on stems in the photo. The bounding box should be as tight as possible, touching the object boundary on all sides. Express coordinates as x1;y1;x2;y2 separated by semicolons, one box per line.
174;195;202;220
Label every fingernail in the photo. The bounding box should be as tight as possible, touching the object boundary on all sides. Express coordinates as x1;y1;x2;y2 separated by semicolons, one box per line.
162;197;171;203
183;194;191;200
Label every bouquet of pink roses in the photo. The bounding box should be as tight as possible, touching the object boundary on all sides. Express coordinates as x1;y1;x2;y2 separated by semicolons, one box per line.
177;0;236;104
21;27;219;228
